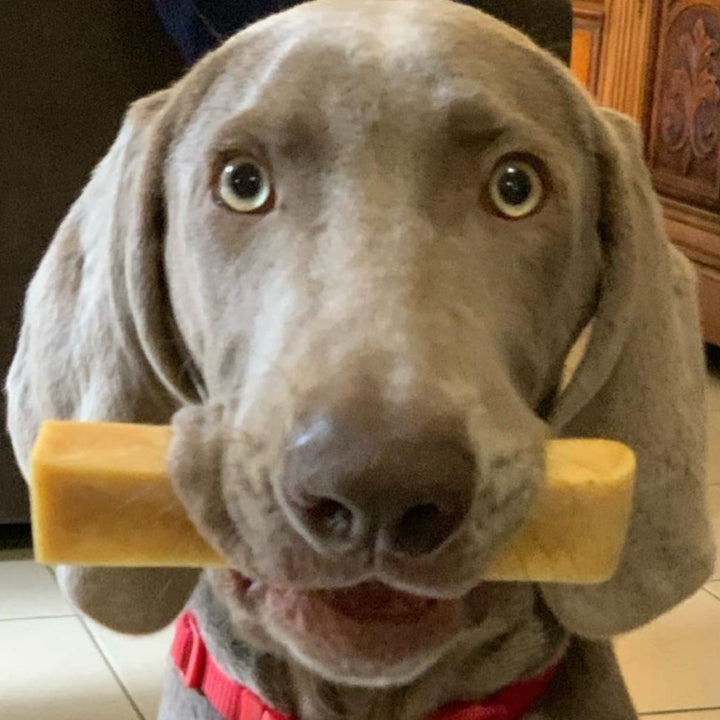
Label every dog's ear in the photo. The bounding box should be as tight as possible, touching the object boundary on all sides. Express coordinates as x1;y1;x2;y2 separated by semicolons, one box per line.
542;108;716;638
6;90;201;633
7;89;200;472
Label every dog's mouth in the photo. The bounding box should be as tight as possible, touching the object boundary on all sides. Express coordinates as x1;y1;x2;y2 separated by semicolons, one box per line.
231;572;462;625
228;571;473;683
310;581;444;622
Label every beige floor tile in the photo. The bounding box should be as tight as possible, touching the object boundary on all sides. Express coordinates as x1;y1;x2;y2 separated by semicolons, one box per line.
615;589;720;714
82;617;174;720
0;616;139;720
708;412;720;485
641;711;720;720
706;582;720;601
0;560;73;619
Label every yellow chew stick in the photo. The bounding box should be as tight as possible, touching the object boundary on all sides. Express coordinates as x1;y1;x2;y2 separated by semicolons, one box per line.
485;438;635;582
31;422;223;569
30;421;635;583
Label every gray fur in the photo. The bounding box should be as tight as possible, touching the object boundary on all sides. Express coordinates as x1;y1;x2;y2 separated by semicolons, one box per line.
6;2;715;719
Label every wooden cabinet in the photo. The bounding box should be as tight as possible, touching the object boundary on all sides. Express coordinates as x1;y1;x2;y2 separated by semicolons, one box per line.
647;1;720;344
572;0;720;345
571;0;655;119
571;1;605;94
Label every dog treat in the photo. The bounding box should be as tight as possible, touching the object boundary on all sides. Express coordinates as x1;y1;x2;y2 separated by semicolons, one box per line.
484;438;635;583
31;422;223;569
30;421;635;583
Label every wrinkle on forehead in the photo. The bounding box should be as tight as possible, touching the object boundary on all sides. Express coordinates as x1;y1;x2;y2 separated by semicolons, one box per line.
196;57;532;151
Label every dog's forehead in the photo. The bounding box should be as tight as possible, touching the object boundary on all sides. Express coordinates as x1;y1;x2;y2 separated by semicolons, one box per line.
185;0;570;134
233;0;538;56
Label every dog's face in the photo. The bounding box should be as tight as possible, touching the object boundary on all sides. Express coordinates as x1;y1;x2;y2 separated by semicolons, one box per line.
7;0;712;697
163;0;603;687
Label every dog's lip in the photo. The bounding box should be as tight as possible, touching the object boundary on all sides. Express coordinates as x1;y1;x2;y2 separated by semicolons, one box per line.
231;571;255;595
227;570;482;676
230;572;459;623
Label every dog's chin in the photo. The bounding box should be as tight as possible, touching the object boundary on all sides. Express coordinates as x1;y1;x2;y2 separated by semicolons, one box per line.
229;572;474;687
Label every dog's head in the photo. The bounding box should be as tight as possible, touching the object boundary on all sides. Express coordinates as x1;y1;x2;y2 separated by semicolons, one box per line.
7;0;714;692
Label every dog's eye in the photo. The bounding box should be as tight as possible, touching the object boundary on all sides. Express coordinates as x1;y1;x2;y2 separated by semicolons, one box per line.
488;158;544;219
218;158;273;213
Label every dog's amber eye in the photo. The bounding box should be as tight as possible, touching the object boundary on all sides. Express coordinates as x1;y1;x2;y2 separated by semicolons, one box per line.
488;158;544;219
218;158;274;213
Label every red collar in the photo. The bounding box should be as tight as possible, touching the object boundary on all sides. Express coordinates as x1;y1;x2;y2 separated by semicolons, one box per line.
172;612;559;720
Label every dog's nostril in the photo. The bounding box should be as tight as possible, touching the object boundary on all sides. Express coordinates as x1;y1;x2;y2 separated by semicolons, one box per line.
392;503;461;557
304;497;355;541
282;404;475;555
398;503;441;537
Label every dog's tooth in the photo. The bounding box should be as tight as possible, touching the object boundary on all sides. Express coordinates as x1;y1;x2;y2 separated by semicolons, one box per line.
246;580;264;600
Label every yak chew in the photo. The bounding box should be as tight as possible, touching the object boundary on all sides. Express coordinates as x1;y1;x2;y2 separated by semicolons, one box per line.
30;421;635;583
31;422;223;568
484;438;635;582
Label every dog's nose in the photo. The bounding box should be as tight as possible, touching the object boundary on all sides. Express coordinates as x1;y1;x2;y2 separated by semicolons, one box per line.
280;409;476;556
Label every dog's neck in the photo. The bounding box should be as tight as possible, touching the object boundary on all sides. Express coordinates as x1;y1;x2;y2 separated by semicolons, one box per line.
187;576;568;720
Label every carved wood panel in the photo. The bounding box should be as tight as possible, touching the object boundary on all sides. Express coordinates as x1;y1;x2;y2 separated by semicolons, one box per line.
648;0;720;211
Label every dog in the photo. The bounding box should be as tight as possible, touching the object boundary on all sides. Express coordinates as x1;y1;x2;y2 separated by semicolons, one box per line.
6;1;716;718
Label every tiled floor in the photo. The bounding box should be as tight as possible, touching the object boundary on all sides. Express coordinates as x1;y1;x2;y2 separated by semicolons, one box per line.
2;370;720;720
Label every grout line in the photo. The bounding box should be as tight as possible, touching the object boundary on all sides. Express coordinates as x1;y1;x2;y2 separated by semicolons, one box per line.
0;613;76;622
639;707;720;716
704;585;720;602
76;614;147;720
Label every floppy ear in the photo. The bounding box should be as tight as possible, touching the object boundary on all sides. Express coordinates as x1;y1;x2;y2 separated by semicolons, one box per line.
5;90;201;633
542;108;716;638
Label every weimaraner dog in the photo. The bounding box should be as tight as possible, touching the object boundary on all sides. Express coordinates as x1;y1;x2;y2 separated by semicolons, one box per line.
6;2;716;719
